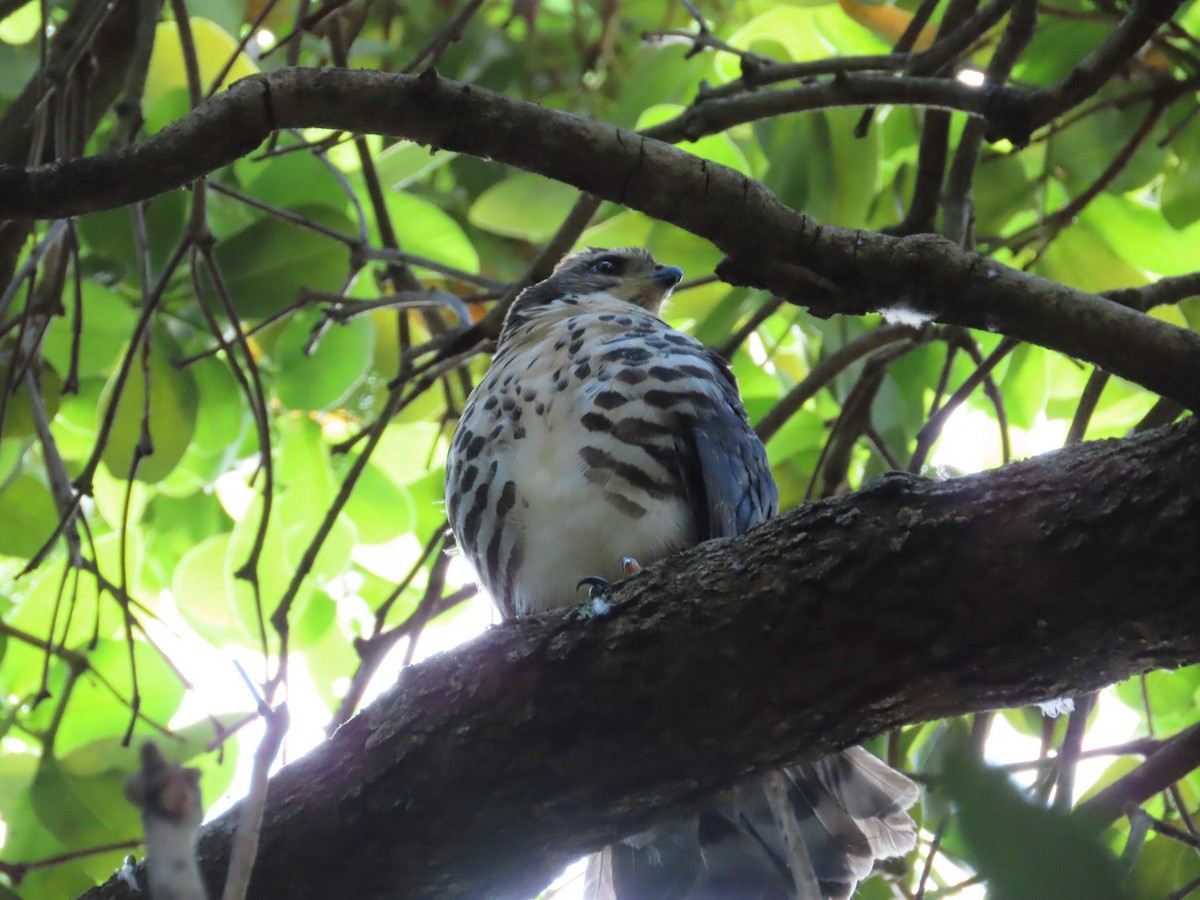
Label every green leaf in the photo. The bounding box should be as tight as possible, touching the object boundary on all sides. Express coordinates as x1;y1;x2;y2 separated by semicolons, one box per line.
273;310;376;411
998;344;1050;430
224;479;356;647
77;190;188;280
225;496;293;646
942;752;1128;900
91;459;152;528
42;281;137;378
1082;195;1200;277
1115;667;1200;718
214;205;353;319
25;639;185;758
31;753;139;848
387;190;480;274
0;474;58;558
302;614;359;714
343;458;416;544
1162;109;1200;229
1034;218;1147;295
144;18;259;109
162;354;250;491
469;173;580;241
62;713;246;778
1015;19;1113;84
98;326;200;484
822;107;881;228
174;532;239;645
1127;834;1200;900
0;361;61;439
717;7;830;81
975;152;1037;236
1047;100;1168;197
375;140;457;190
0;435;24;489
581;210;657;251
0;753;100;896
0;0;39;43
50;376;104;461
239;151;349;215
636;104;752;176
278;415;336;504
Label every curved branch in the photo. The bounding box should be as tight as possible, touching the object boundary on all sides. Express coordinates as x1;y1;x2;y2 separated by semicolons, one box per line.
79;418;1200;900
3;68;1200;409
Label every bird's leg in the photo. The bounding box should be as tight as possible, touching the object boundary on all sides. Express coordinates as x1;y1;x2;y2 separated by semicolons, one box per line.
575;556;644;617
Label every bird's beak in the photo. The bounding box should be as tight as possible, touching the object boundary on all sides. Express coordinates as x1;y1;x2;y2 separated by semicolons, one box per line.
652;266;684;287
638;265;684;309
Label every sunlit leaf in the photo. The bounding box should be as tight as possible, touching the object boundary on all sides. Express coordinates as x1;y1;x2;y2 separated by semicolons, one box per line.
1034;218;1147;295
174;533;239;645
1127;834;1200;900
717;6;830;81
144;18;259;109
162;354;251;490
469;173;580;241
1083;195;1200;277
343;458;416;544
0;474;58;558
637;104;752;176
31;752;139;847
1115;667;1200;718
25;639;185;758
380;189;481;275
1162;110;1200;229
376;141;457;190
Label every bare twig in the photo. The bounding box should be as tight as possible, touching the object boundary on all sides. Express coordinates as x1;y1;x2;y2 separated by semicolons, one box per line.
222;697;290;900
909;336;1017;473
1076;722;1200;827
756;324;921;443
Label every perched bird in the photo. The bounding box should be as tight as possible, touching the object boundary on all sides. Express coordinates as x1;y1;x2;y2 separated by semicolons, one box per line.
445;247;919;899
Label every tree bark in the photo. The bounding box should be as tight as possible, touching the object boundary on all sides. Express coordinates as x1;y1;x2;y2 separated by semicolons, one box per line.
80;418;1200;900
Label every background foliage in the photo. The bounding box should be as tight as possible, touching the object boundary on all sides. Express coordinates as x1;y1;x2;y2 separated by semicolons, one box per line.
1;0;1199;897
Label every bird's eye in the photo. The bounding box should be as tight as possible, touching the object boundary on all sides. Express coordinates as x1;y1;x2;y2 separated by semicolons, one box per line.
590;259;617;275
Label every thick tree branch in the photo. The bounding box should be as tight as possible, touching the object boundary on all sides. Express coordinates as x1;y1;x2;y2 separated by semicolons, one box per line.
2;69;1198;410
80;418;1200;900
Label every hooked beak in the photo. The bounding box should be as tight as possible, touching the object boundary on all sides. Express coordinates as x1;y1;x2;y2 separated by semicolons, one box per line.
651;265;684;287
637;264;684;309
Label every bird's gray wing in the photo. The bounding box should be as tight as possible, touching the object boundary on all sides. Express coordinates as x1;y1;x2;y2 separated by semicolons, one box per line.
674;349;777;540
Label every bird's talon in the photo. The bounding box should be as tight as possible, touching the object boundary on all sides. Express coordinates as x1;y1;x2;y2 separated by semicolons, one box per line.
576;574;611;598
576;576;613;617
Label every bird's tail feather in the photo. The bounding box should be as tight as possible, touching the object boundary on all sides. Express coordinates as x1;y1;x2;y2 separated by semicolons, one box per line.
589;747;918;900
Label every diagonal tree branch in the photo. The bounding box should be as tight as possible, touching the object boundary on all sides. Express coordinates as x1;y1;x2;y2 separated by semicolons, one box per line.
1;68;1198;410
79;417;1200;900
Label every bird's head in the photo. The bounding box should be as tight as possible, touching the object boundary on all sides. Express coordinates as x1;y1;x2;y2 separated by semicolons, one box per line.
503;247;684;339
550;247;684;312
